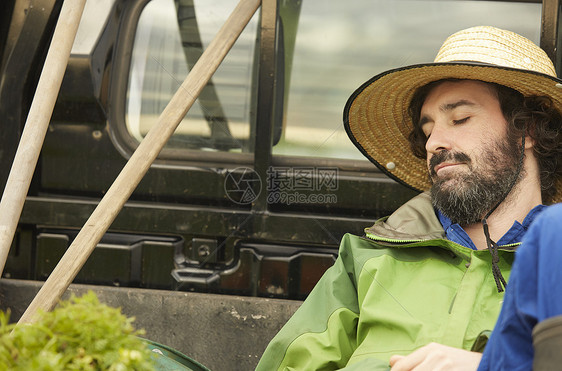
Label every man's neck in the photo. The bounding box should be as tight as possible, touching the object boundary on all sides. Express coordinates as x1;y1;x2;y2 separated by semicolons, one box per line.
460;146;542;250
462;186;541;251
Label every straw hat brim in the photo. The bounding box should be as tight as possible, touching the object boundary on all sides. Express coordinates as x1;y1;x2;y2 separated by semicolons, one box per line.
343;62;562;203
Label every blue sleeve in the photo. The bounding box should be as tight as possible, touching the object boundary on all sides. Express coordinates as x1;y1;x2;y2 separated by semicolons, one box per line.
478;203;562;371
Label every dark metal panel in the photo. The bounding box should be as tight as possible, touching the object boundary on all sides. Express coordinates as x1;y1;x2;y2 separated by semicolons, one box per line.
0;0;63;194
35;230;179;288
252;0;278;212
541;0;562;74
19;196;372;245
0;1;16;70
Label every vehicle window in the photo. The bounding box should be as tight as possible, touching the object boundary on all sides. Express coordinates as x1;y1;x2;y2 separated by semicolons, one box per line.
126;0;258;153
273;0;541;160
125;0;541;161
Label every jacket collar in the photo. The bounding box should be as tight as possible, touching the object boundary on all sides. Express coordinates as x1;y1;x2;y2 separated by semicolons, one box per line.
365;192;445;241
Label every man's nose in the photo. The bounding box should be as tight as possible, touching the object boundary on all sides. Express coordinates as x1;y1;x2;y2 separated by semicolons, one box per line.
425;125;452;155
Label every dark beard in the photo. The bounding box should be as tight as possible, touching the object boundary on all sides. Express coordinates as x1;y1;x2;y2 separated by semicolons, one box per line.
430;136;522;225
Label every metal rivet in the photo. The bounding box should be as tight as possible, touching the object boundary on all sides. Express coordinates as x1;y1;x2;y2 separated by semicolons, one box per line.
198;245;211;258
386;162;396;170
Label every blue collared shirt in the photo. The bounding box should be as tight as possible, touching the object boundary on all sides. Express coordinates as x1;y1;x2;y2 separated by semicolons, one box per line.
437;205;547;250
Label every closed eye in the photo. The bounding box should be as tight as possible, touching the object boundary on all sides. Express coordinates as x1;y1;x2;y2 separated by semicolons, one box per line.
421;125;432;139
453;116;470;125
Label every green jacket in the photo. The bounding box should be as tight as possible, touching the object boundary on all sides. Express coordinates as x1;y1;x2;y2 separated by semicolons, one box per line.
256;193;516;370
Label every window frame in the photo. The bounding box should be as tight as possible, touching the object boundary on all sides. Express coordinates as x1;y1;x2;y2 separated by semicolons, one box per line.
108;0;258;166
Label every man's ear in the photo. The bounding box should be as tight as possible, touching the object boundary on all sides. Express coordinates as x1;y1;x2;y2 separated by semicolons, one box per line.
525;134;535;150
524;126;535;150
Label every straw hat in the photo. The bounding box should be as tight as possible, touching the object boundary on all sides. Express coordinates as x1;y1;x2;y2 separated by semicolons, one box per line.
344;26;562;202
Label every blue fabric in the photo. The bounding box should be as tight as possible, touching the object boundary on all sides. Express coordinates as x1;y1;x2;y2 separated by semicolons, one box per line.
477;203;562;371
437;205;546;250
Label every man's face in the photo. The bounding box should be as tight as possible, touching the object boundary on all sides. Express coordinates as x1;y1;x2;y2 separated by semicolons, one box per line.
419;80;522;225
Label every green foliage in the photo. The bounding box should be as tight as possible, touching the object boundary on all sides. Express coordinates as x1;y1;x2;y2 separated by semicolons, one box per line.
0;291;156;370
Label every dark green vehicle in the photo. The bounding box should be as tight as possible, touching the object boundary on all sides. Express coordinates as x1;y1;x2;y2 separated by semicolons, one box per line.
0;0;558;369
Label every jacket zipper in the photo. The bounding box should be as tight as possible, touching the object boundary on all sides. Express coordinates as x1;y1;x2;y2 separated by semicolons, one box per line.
365;232;424;244
366;232;521;249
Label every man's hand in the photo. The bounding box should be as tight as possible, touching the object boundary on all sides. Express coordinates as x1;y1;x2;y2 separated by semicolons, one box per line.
389;342;482;371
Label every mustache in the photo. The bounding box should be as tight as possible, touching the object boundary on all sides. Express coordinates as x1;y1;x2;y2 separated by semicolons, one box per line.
429;151;472;177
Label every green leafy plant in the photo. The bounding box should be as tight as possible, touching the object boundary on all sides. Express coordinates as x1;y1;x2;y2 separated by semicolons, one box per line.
0;291;156;370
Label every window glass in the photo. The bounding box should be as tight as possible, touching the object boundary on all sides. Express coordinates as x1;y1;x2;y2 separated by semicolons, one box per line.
273;0;542;160
126;0;258;152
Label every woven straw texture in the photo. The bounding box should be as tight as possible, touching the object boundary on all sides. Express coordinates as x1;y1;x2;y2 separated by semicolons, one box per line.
344;26;562;202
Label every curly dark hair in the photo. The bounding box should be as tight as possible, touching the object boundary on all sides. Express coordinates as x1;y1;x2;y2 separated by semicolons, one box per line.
408;79;562;203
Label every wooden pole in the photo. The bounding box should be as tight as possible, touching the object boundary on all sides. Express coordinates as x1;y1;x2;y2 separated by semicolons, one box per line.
19;0;261;324
0;0;87;279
